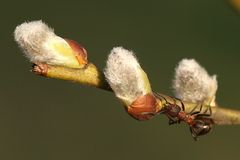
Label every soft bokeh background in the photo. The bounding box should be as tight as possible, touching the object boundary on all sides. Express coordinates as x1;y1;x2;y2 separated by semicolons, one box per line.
1;0;240;160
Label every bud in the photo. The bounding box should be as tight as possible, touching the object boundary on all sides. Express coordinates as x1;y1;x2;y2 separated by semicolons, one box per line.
173;59;218;105
127;93;158;120
14;20;87;68
104;47;159;120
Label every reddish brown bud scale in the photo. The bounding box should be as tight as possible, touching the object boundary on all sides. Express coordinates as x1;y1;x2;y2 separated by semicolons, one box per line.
127;93;159;121
32;63;48;76
65;39;88;65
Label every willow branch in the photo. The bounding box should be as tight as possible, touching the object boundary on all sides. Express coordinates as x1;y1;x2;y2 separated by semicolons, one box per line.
32;63;240;125
32;63;111;91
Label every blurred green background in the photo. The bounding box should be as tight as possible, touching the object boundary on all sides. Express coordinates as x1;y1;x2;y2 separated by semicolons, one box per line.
1;0;240;160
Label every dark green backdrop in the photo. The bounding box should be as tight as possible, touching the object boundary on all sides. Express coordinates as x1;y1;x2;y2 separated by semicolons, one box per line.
1;0;240;160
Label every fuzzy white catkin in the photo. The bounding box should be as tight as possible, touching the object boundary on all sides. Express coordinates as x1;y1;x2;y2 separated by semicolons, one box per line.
104;47;151;105
14;20;79;67
173;59;218;104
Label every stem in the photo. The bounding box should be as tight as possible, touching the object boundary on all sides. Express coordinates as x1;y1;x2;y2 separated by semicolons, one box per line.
32;63;111;91
211;107;240;125
32;63;240;125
